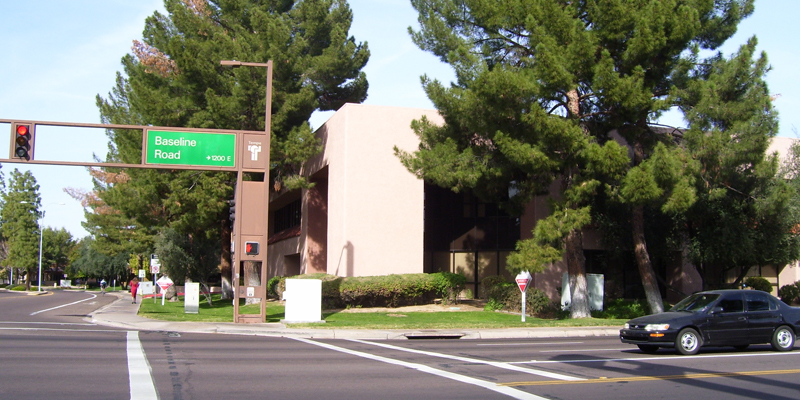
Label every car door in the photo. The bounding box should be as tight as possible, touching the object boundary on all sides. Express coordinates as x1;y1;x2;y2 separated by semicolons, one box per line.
744;291;782;343
705;293;748;344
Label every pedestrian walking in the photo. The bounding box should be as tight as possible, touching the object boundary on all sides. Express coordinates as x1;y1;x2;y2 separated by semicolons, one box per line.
130;277;140;304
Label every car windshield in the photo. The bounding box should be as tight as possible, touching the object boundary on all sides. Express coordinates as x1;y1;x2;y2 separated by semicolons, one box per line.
670;293;720;312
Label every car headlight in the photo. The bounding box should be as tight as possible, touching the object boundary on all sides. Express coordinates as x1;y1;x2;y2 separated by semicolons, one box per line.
644;324;670;331
624;323;630;329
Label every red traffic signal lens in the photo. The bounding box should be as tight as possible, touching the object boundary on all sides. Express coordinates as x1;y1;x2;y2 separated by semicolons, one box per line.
16;125;29;136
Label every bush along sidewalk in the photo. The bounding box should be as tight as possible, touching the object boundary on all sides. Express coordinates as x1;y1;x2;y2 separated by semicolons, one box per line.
272;272;467;309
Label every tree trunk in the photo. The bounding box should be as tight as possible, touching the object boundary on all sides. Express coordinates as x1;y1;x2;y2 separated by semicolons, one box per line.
632;204;664;314
630;137;664;315
566;229;591;318
220;219;233;299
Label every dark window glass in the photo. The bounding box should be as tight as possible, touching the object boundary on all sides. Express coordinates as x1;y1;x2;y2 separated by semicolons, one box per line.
274;199;301;233
717;296;744;313
745;292;772;312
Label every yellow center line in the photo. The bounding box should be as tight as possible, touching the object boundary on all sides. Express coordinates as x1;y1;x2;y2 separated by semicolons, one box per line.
499;369;800;387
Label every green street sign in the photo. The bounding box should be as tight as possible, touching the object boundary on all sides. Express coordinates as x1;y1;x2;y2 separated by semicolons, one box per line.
146;130;236;167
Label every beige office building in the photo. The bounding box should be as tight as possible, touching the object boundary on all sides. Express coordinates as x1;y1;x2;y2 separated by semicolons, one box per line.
267;104;800;300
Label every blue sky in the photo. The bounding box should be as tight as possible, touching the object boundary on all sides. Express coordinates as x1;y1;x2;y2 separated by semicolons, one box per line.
0;0;797;238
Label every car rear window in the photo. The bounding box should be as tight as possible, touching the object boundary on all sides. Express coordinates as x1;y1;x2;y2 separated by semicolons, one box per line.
745;292;776;311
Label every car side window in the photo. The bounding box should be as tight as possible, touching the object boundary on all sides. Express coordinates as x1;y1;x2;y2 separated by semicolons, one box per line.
717;296;744;313
745;292;775;312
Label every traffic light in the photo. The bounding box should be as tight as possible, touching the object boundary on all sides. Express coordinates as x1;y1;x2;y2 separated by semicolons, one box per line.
245;241;259;255
10;123;34;160
228;199;236;226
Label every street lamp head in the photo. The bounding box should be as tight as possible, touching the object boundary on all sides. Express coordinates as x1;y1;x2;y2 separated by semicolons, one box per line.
220;60;242;67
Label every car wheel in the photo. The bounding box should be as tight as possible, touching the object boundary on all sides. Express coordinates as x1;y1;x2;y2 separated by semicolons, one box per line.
637;345;659;354
771;326;795;352
675;328;702;355
733;344;749;350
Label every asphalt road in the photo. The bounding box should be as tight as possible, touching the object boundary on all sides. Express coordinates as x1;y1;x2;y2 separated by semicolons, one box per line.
1;289;799;399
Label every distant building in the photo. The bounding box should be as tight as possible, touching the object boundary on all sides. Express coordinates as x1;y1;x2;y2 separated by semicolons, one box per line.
267;103;800;300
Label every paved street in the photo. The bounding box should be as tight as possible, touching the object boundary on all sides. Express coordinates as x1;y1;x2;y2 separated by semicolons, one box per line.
1;289;799;399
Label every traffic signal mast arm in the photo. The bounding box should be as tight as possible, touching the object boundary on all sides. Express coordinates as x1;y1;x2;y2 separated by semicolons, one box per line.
0;118;264;171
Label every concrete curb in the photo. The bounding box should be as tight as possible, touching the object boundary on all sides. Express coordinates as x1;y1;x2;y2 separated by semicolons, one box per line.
88;294;621;340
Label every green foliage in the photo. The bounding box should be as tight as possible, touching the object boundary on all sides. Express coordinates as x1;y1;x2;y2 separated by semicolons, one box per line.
480;275;509;300
591;299;650;320
277;272;468;309
677;38;799;288
8;284;27;291
480;276;563;318
90;0;370;278
743;276;773;293
267;276;283;299
154;228;221;302
431;271;467;304
778;281;800;305
0;169;42;290
72;237;129;280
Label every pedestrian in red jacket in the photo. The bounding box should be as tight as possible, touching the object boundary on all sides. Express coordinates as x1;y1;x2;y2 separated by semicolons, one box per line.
130;278;140;304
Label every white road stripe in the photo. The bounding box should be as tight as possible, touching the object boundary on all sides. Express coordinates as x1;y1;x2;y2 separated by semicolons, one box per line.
294;338;548;400
127;331;159;400
30;294;97;315
350;339;584;381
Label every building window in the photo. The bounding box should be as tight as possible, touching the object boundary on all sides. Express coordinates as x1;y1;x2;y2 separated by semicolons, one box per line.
274;199;301;233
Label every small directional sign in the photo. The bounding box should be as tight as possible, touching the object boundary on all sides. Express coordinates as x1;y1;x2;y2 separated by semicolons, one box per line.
145;130;236;167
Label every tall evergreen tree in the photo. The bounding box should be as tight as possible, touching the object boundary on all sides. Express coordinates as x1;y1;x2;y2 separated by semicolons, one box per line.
400;0;758;316
0;170;42;291
675;38;800;288
93;0;369;294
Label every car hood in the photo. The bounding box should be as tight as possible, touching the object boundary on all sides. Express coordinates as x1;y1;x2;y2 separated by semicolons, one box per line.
627;311;695;325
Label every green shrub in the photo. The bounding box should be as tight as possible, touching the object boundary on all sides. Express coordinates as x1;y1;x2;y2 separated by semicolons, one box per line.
778;281;800;305
275;272;467;309
480;275;509;300
432;272;467;304
744;276;773;293
267;276;283;299
592;299;650;319
9;284;27;291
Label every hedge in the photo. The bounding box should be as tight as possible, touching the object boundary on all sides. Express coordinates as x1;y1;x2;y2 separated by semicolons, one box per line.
778;281;800;305
274;272;466;309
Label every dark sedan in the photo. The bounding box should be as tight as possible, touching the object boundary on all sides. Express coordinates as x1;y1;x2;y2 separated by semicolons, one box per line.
620;289;800;355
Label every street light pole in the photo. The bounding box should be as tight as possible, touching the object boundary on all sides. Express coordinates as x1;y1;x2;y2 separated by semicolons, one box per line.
37;212;44;292
219;60;273;133
21;202;65;292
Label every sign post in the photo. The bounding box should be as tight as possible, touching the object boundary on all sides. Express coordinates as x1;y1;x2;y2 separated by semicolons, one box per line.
515;271;533;322
156;276;174;306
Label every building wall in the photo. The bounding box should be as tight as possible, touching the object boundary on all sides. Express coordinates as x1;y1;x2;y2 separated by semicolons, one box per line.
285;104;444;278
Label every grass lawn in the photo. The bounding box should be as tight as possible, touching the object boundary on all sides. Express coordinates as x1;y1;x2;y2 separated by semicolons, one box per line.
137;294;626;329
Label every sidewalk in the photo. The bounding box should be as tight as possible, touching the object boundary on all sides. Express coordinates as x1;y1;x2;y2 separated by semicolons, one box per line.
89;293;621;340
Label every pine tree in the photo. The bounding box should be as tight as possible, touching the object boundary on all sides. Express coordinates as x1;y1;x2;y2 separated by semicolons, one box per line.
92;0;369;294
1;170;42;291
401;0;758;316
675;38;800;288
